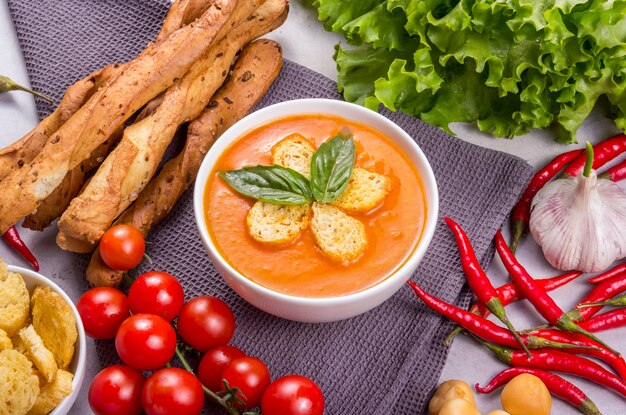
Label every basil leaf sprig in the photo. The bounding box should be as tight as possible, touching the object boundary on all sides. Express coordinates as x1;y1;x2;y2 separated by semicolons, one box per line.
310;135;356;203
219;133;356;205
219;166;313;205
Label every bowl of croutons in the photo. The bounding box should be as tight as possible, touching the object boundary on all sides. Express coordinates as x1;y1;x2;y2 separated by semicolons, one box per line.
0;261;86;415
194;98;438;323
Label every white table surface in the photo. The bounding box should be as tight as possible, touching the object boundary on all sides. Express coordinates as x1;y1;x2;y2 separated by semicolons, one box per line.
1;1;625;414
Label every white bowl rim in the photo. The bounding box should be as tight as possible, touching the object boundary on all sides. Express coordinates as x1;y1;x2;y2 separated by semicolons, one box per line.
7;265;87;415
193;98;439;306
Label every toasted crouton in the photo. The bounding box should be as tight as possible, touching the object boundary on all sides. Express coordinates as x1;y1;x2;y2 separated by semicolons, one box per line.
28;369;73;415
0;261;30;337
311;203;367;262
247;201;310;244
31;286;77;370
0;349;40;415
331;168;391;214
271;134;315;178
19;325;58;383
0;328;12;351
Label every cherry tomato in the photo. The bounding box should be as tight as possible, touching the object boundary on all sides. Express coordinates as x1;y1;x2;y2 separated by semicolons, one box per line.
128;271;184;321
115;314;176;371
142;368;205;415
261;375;325;415
99;224;145;271
77;287;129;339
198;345;246;391
222;357;271;409
177;296;235;352
88;365;145;415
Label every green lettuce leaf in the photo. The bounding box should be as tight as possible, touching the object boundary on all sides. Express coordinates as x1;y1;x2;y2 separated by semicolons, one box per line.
313;0;626;143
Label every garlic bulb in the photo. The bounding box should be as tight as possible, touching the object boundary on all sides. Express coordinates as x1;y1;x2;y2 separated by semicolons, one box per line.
530;164;626;273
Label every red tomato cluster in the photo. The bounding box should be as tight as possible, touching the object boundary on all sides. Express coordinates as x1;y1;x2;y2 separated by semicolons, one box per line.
78;269;324;415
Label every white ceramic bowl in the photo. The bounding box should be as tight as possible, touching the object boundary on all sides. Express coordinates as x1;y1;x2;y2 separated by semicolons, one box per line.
193;99;439;323
8;265;86;415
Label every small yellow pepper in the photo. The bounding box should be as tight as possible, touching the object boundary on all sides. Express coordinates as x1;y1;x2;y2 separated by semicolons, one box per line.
429;380;477;415
487;411;511;415
501;374;551;415
439;398;482;415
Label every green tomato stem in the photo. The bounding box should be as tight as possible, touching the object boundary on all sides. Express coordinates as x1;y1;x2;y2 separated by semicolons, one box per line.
583;141;594;178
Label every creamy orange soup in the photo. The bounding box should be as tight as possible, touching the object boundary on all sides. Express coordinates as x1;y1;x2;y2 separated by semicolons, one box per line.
204;114;427;297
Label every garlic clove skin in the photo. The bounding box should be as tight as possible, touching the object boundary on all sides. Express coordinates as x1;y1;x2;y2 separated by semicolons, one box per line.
530;170;626;273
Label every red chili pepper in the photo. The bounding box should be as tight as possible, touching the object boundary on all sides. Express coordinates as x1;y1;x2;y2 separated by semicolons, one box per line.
529;328;626;379
588;263;626;284
600;158;626;182
407;281;592;352
445;271;582;345
477;338;626;398
562;134;626;177
445;218;531;356
475;368;601;415
495;230;620;356
570;273;626;321
2;226;39;271
579;308;626;333
510;149;582;252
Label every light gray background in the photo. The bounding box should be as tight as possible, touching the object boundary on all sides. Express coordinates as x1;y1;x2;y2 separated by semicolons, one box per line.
0;1;624;413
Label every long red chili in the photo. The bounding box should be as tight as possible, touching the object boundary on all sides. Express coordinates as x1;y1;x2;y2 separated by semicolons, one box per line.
588;263;626;284
2;226;39;271
495;230;620;356
445;218;530;356
570;273;626;321
477;338;626;398
407;281;594;351
475;271;583;316
600;158;626;182
445;271;582;345
529;328;626;379
579;308;626;333
510;149;582;252
562;134;626;177
475;368;601;415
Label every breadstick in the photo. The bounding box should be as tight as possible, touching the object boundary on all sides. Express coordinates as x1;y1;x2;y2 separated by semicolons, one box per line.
0;64;120;181
0;0;236;235
86;39;283;286
57;0;286;251
157;0;217;42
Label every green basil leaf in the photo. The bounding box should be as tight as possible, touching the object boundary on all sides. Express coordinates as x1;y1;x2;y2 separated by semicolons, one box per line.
219;165;313;205
310;135;356;203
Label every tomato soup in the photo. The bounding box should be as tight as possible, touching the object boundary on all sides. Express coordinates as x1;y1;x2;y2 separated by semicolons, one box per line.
203;114;427;297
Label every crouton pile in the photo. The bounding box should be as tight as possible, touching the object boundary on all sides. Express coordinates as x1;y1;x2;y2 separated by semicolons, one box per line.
247;135;392;263
0;260;77;415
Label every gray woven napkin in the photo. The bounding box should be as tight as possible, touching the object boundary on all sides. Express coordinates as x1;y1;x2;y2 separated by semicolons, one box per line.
9;1;534;413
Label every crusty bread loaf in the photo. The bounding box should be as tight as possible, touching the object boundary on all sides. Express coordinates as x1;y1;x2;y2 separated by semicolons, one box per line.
0;328;11;352
31;286;77;370
0;349;40;415
247;202;311;244
331;168;391;214
0;262;30;337
27;369;73;415
310;202;367;262
271;133;315;177
19;325;58;383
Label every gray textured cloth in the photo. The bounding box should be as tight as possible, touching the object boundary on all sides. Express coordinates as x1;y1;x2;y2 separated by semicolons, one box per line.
8;1;534;413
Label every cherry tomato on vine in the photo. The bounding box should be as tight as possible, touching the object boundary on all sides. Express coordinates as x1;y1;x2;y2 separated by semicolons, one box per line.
128;271;184;321
142;368;205;415
198;345;246;391
222;356;271;409
115;314;176;371
88;365;145;415
261;375;325;415
99;224;145;271
177;296;235;352
77;287;129;339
